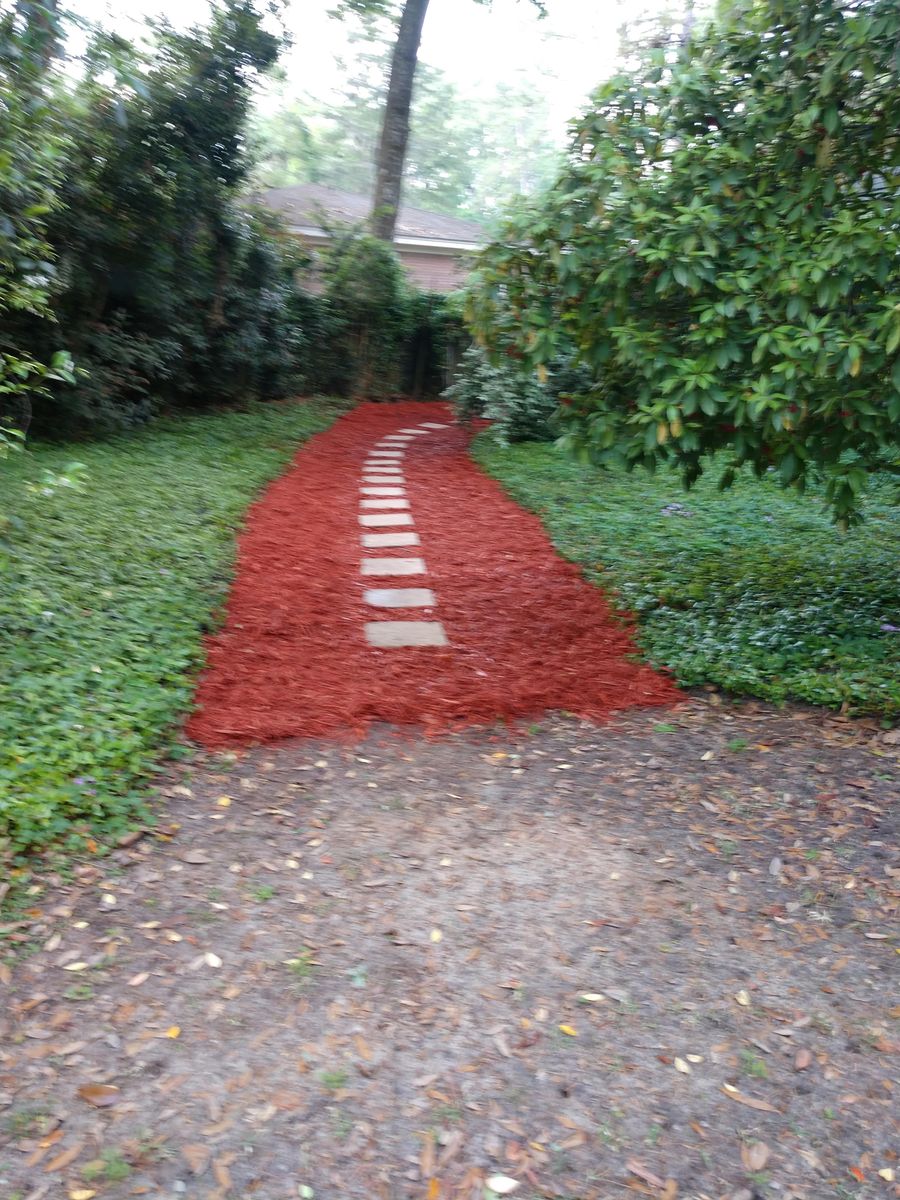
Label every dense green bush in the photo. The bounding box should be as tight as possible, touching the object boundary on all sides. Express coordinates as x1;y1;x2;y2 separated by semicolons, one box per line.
402;289;467;399
468;0;900;523
9;2;308;436
291;230;465;400
445;344;558;442
315;229;413;398
4;3;461;439
445;343;591;443
0;1;73;435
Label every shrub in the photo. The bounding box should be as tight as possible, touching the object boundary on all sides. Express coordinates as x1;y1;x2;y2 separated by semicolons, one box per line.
0;1;70;436
17;3;291;437
467;0;900;524
445;345;555;441
445;343;591;443
401;289;467;398
318;229;413;398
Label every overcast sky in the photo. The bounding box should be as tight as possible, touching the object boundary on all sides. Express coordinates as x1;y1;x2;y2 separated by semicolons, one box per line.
69;0;680;138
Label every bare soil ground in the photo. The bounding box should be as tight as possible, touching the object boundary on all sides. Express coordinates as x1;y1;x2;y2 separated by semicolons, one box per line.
1;698;898;1200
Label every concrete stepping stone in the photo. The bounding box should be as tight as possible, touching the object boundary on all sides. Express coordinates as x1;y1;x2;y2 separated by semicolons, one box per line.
360;498;410;509
365;621;447;647
363;476;405;485
363;466;403;474
361;557;425;576
359;512;413;527
398;428;425;434
362;532;420;548
364;587;435;608
368;450;404;458
420;422;448;429
382;435;414;441
360;487;405;496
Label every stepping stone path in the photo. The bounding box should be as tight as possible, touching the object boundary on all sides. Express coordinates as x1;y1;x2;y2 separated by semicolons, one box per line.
187;401;677;746
358;420;449;648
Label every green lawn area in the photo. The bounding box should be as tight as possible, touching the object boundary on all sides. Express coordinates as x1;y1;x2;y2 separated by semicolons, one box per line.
473;435;900;720
1;399;343;856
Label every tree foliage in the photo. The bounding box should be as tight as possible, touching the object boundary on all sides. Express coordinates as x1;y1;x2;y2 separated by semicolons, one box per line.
467;0;900;523
0;0;74;433
7;1;312;434
302;227;463;399
331;0;545;239
252;57;561;220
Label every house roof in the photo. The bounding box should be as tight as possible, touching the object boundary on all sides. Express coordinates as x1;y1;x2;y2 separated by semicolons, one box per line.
258;183;486;246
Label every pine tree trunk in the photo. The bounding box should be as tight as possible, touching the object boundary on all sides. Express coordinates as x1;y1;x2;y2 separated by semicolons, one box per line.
370;0;430;242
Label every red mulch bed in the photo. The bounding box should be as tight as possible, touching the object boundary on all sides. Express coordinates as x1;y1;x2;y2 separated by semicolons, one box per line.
186;402;678;747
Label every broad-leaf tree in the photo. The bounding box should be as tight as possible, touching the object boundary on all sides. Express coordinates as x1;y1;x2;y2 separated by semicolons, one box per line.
467;0;900;523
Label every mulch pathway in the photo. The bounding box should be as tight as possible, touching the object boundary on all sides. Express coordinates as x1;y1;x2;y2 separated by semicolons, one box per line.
186;402;675;747
1;701;897;1200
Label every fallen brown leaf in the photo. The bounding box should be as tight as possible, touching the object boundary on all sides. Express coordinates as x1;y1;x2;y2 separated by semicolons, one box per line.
44;1142;84;1173
181;1143;211;1175
741;1142;770;1171
180;848;212;864
721;1084;778;1113
420;1132;436;1178
76;1083;120;1108
626;1159;665;1189
212;1157;233;1190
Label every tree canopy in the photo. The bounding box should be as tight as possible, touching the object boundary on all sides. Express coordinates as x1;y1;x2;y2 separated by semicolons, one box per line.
0;0;73;435
4;0;309;434
251;60;561;219
467;0;900;523
331;0;546;238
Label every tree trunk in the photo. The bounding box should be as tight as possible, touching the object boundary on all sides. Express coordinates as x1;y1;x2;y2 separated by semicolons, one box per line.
370;0;430;242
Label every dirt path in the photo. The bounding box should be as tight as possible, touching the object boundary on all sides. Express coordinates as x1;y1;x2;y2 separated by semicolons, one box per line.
2;700;897;1200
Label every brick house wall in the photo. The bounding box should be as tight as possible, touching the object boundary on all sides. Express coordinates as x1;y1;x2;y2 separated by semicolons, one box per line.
397;249;472;291
258;186;485;296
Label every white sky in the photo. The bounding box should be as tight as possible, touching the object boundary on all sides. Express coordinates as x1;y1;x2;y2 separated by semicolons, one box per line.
68;0;677;139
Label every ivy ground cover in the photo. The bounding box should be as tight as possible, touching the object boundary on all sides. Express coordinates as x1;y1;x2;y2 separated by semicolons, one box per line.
0;399;342;855
473;436;900;719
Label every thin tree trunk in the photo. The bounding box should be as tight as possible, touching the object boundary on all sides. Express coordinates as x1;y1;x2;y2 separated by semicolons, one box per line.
370;0;429;242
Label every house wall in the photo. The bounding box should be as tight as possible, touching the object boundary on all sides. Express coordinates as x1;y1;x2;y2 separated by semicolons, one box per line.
291;233;474;295
397;250;472;293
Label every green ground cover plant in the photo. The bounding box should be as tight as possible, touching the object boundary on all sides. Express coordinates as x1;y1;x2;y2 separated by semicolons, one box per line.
473;435;899;718
0;399;341;856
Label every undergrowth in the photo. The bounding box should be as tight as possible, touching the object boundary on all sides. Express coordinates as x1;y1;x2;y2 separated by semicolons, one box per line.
472;436;899;719
0;398;344;859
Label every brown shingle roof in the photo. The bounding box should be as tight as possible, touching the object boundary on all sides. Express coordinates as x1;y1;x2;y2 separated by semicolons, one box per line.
257;183;485;245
